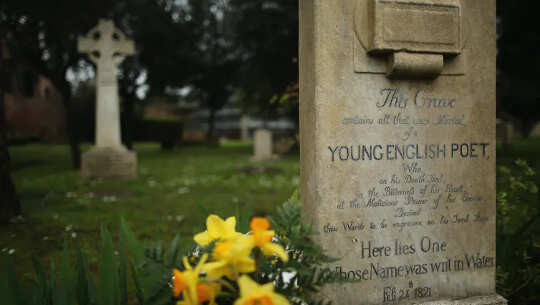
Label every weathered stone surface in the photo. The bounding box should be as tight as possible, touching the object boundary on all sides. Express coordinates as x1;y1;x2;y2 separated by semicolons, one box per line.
81;147;137;179
300;0;499;304
354;0;466;76
250;129;275;162
78;19;137;179
387;52;444;79
417;295;507;305
365;0;462;54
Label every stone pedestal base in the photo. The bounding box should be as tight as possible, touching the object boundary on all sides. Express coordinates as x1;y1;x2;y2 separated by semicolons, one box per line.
81;147;137;179
417;295;507;305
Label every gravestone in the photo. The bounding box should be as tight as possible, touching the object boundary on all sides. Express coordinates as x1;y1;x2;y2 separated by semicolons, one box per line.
495;119;513;147
300;1;505;305
250;129;274;162
531;122;540;137
78;19;137;179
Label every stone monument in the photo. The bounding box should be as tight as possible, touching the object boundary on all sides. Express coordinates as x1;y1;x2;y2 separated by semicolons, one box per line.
300;1;505;305
250;129;274;162
78;19;137;179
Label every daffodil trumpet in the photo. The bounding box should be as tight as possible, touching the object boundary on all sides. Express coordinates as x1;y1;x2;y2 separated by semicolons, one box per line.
249;217;289;262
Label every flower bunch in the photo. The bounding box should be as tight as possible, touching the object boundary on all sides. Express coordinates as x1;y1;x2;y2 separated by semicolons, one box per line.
172;215;290;305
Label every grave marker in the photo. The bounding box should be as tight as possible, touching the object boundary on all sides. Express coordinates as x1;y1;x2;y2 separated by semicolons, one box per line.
250;129;274;162
300;1;505;304
78;19;137;179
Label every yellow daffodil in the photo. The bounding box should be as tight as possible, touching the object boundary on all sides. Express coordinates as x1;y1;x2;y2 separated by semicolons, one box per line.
173;254;220;305
234;276;290;305
203;236;255;280
249;218;288;262
194;215;244;247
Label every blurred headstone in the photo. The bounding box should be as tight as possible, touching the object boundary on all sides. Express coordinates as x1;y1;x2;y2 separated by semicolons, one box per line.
250;129;274;162
496;119;513;151
78;19;137;179
532;122;540;137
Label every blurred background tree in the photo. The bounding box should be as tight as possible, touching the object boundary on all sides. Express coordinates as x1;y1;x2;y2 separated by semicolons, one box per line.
497;0;540;137
230;0;299;126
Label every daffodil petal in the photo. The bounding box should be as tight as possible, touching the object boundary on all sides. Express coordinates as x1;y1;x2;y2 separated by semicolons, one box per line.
238;275;261;297
271;292;291;305
202;261;229;279
235;236;256;252
261;283;275;293
262;243;289;262
235;257;256;274
194;231;212;246
225;216;237;232
207;215;227;239
233;296;248;305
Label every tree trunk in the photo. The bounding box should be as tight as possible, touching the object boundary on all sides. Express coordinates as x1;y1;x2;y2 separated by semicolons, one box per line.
0;87;21;225
122;96;135;150
55;73;81;169
207;106;217;142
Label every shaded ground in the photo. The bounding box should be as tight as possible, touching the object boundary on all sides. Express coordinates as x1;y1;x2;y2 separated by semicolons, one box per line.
2;141;299;276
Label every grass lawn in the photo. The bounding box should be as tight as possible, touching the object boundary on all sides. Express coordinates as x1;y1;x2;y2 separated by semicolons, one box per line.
1;136;538;284
2;141;300;276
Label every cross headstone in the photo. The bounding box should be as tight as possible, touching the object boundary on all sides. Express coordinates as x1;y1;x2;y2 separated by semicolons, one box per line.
78;19;137;179
250;129;274;162
300;1;505;305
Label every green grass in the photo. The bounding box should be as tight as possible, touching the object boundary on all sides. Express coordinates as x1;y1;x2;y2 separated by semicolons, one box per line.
2;136;538;284
2;141;300;276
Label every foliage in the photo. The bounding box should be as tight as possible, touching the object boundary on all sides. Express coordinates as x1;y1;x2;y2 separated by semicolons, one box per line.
497;0;540;136
0;192;342;305
496;159;540;304
229;0;299;122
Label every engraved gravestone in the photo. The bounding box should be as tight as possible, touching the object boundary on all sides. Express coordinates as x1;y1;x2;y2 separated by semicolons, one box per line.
300;1;505;304
78;19;137;179
250;129;274;162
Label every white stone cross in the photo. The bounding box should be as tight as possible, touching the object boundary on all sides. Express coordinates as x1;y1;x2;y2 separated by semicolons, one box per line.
78;19;134;149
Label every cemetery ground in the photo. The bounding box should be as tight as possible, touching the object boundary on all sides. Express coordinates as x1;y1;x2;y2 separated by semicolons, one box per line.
1;136;538;299
1;140;300;277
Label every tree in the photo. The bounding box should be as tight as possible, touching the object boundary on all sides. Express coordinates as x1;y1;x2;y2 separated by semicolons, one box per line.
184;0;239;141
497;0;540;136
0;37;21;224
0;1;108;168
229;0;299;125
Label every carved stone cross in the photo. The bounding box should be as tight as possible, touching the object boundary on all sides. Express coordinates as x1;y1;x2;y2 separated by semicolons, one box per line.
78;19;134;148
77;19;137;179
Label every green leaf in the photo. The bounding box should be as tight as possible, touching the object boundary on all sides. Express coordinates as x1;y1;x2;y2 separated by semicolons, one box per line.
236;202;252;233
32;255;52;305
53;245;75;305
120;217;145;267
129;261;145;305
118;223;128;305
0;255;24;305
98;226;119;305
75;245;91;305
165;235;181;267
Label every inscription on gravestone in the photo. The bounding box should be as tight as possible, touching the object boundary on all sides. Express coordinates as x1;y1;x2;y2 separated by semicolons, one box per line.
300;0;505;304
